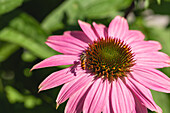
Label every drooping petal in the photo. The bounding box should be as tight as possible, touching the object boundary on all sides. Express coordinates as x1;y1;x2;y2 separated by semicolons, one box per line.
124;77;162;113
83;78;108;113
92;22;108;39
111;78;135;113
131;41;162;53
135;52;170;68
56;72;93;105
130;67;170;93
78;20;98;41
38;67;79;91
134;96;148;113
108;16;129;39
123;30;145;44
64;31;92;44
31;55;79;70
65;82;93;113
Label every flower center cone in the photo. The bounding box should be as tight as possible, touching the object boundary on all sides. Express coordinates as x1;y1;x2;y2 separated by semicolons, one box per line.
80;37;136;82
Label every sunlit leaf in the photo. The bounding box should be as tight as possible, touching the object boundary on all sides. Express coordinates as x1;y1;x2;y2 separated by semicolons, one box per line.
5;86;24;103
24;95;42;109
0;0;23;15
157;0;161;4
144;0;150;8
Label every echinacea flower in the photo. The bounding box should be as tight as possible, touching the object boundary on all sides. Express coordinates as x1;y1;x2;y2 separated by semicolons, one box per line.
32;16;170;113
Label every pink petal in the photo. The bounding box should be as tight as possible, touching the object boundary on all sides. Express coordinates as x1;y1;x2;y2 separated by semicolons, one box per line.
31;55;79;70
130;67;170;93
78;20;98;41
111;78;135;113
135;52;170;68
56;72;93;105
134;96;148;113
83;78;108;113
131;41;162;53
123;30;145;44
108;16;129;39
64;31;93;44
124;77;162;113
102;84;113;113
103;102;112;113
38;67;78;91
65;82;93;113
46;41;82;55
46;35;88;55
48;35;88;48
92;22;108;39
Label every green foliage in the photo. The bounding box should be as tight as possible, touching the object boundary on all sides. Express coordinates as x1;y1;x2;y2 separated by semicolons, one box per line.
0;0;23;15
0;43;19;62
0;27;55;59
151;90;170;113
21;51;37;62
42;0;132;33
9;13;48;45
157;0;161;4
150;0;170;15
5;86;42;109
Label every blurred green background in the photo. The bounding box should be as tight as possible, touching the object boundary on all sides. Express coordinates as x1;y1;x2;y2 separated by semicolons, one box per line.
0;0;170;113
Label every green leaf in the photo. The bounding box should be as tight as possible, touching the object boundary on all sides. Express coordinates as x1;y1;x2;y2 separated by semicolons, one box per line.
0;12;60;60
0;0;23;15
0;28;56;59
0;42;19;62
9;13;48;45
41;0;132;33
8;13;59;58
24;95;42;109
151;90;170;113
82;0;132;18
5;86;24;103
41;0;71;33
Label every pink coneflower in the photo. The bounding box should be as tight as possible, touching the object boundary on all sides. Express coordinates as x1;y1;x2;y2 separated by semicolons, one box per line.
32;16;170;113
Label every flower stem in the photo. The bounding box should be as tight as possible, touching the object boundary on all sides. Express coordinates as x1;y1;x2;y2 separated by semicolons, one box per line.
124;0;135;18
